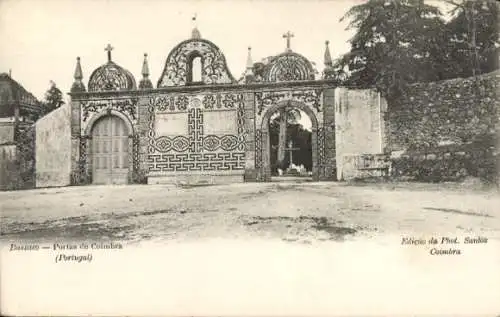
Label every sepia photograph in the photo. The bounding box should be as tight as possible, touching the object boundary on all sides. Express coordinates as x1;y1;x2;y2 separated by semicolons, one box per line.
0;0;499;315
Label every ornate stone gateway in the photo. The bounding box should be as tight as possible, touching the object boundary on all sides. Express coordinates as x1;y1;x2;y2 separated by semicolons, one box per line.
68;27;385;185
91;116;129;184
255;93;325;181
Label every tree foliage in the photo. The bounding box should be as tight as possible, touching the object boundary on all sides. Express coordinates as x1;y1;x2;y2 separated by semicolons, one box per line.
44;81;65;113
336;0;499;101
273;107;302;169
269;113;312;174
444;0;499;78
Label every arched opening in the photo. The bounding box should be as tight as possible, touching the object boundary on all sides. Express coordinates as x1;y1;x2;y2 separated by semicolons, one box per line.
269;107;313;180
90;115;130;184
261;100;319;182
187;53;203;84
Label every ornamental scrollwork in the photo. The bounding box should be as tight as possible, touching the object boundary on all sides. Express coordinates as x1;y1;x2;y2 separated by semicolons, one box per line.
255;92;288;115
82;98;138;122
88;62;136;92
255;90;322;115
157;39;236;87
291;89;322;113
262;52;316;83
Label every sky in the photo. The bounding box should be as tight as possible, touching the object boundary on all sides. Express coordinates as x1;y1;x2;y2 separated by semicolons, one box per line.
0;0;357;102
0;0;452;103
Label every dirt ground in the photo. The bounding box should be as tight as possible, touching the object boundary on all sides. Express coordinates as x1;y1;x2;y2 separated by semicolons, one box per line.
2;181;500;316
1;181;499;243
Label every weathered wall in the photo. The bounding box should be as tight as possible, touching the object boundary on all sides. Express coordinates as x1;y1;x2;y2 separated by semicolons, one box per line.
387;71;499;183
0;144;17;190
0;120;15;144
35;103;71;188
16;126;36;189
335;88;387;180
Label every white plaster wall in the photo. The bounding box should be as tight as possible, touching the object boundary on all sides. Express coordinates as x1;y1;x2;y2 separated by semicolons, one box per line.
35;103;71;188
335;88;385;180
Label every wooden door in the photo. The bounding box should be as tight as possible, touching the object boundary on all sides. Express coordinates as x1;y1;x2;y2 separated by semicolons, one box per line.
91;116;129;184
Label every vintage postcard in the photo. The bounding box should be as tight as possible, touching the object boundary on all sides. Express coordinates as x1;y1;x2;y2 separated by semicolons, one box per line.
1;0;499;316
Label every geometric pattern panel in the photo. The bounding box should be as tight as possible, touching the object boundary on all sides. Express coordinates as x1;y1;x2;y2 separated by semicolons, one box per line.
147;92;246;173
150;93;244;113
153;134;245;152
147;152;245;172
317;127;326;172
255;129;263;169
188;108;203;152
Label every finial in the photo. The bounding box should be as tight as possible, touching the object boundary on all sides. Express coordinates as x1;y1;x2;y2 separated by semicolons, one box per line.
142;53;150;77
283;31;294;52
74;56;83;80
245;46;254;83
246;47;253;70
71;56;86;92
139;53;153;89
191;14;201;39
8;69;11;77
105;44;114;62
324;40;333;67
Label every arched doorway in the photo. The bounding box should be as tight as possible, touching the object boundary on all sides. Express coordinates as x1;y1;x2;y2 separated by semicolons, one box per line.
260;100;320;181
268;107;313;180
91;115;129;184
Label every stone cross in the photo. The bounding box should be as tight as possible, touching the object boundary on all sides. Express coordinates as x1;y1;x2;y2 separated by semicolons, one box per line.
285;139;300;169
282;31;294;52
105;44;114;62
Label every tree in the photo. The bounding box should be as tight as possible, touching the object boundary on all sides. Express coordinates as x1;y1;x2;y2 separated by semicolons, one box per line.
274;105;302;170
336;0;445;99
444;0;499;78
44;81;65;112
269;117;312;175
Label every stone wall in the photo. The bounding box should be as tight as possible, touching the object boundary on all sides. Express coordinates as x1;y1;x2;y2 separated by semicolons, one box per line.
386;71;499;183
335;88;387;180
35;103;71;188
386;71;499;151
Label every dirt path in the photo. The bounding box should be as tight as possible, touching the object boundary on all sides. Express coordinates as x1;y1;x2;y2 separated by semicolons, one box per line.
1;182;499;243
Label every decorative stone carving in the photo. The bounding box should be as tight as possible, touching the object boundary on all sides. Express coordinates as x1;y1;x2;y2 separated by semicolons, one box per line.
262;52;315;82
255;89;322;115
150;93;244;113
146;92;246;172
88;62;136;92
81;98;138;122
157;39;236;87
